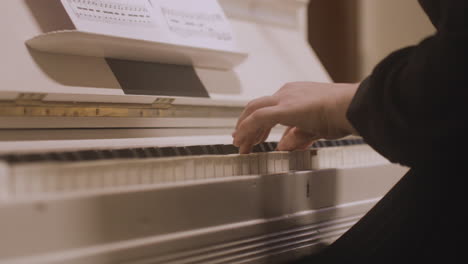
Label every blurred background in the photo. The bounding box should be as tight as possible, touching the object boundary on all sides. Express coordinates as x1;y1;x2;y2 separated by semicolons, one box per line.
307;0;435;83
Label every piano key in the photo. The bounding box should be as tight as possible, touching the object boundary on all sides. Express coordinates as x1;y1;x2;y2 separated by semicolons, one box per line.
133;148;150;158
178;147;191;156
214;156;225;178
221;144;239;155
4;143;390;200
267;142;277;151
162;159;175;182
240;155;250;175
78;150;102;161
145;147;162;158
268;142;278;151
222;156;234;177
174;158;186;181
232;155;242;176
160;147;179;157
114;149;138;159
194;157;205;180
248;154;259;175
204;156;215;179
186;145;206;155
258;153;268;174
0;139;368;165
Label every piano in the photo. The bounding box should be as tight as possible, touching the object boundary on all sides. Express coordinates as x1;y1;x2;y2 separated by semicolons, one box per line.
0;0;408;263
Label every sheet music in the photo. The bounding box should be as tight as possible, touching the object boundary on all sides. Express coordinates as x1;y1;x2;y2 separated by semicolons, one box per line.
152;0;237;51
60;0;238;51
61;0;169;42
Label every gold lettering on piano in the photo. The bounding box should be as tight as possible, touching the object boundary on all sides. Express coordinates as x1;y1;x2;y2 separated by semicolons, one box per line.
0;94;242;118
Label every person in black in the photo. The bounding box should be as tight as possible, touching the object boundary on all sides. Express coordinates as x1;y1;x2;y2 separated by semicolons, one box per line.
232;0;467;261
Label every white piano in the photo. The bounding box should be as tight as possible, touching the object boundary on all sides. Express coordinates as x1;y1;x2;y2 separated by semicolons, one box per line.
0;0;408;263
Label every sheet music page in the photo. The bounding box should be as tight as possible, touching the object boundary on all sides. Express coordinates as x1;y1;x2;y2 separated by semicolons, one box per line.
60;0;170;42
150;0;238;51
60;0;238;51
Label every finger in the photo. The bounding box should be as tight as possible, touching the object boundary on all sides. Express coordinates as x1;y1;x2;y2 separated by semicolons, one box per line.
234;106;281;148
281;126;294;140
259;128;272;144
239;143;254;155
235;96;277;130
277;127;319;151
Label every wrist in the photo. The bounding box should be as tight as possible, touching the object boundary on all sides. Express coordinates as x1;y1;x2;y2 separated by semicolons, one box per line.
329;83;359;136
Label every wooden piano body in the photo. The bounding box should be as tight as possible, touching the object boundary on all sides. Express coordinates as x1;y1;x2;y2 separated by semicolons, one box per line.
0;0;407;263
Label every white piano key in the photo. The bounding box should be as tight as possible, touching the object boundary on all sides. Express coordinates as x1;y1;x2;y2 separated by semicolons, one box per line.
214;156;225;178
115;162;129;186
240;155;250;175
258;153;268;175
289;151;297;171
184;158;196;181
174;158;186;182
194;157;205;180
223;156;234;177
140;162;153;185
11;166;28;197
281;152;290;172
0;162;9;201
204;157;215;179
302;150;312;170
150;162;162;184
162;159;175;183
90;165;105;189
249;154;259;175
232;155;242;176
266;152;279;174
58;166;77;192
294;150;304;170
23;167;41;195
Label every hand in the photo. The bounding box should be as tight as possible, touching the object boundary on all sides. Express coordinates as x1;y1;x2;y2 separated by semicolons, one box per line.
232;82;359;154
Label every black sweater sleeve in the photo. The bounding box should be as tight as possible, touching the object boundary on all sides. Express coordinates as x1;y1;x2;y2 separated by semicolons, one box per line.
346;0;468;167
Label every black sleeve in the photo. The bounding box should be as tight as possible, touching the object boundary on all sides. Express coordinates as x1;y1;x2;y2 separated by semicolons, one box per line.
346;0;468;167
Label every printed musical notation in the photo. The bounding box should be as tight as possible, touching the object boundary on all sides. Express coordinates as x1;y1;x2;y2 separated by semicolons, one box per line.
161;7;233;42
60;0;238;51
65;0;155;27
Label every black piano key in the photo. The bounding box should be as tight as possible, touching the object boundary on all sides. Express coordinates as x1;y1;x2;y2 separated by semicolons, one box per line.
159;147;179;157
222;145;239;154
267;142;278;151
145;147;162;158
186;146;205;155
132;148;149;158
114;149;137;159
98;150;117;159
60;152;80;161
176;147;190;156
252;144;263;153
78;150;102;161
214;145;225;154
260;143;269;152
2;155;22;163
339;140;349;146
204;145;219;155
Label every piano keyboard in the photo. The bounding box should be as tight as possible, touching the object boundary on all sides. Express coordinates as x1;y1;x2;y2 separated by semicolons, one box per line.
0;139;389;201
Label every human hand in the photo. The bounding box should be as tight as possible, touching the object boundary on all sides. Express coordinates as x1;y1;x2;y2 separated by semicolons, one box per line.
232;82;359;154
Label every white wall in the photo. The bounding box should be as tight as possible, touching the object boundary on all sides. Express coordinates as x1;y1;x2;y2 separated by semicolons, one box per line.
358;0;435;78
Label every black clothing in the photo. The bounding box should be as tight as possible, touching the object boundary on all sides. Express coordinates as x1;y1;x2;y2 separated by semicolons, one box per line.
348;0;468;168
295;0;467;262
